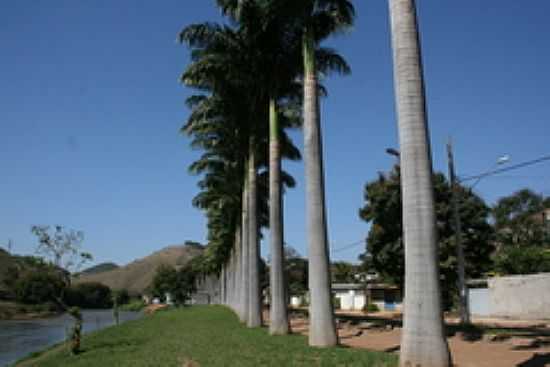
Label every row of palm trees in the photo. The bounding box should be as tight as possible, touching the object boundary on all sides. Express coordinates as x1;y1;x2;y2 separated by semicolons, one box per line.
181;0;451;366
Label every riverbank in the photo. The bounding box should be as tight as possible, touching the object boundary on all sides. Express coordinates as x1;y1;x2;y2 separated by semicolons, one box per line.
1;309;142;366
16;306;397;367
0;301;60;321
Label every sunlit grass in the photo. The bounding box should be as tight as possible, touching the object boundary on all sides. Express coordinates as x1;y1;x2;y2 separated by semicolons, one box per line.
17;306;397;367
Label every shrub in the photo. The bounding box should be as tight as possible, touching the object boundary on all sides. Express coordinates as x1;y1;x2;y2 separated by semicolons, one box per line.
65;282;112;309
120;299;146;312
14;271;65;304
332;297;341;310
114;289;130;305
363;303;380;313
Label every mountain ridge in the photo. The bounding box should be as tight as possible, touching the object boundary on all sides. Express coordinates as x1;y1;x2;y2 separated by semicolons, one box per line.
75;243;204;295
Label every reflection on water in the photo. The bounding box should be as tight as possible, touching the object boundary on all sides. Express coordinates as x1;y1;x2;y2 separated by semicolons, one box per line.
0;310;142;366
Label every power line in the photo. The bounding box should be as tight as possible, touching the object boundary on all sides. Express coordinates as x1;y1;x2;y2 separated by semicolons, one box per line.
330;239;364;253
460;154;550;183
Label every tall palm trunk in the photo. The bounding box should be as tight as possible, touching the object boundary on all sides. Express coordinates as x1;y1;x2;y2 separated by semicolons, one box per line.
388;1;451;366
228;251;234;309
268;98;289;335
303;28;337;347
247;136;262;327
234;223;243;315
220;262;226;305
240;170;249;323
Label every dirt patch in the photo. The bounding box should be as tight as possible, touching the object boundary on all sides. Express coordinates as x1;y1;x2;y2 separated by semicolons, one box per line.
144;304;169;315
281;311;550;367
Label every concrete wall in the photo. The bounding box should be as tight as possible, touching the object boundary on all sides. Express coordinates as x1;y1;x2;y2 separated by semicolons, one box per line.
469;288;490;317
488;273;550;320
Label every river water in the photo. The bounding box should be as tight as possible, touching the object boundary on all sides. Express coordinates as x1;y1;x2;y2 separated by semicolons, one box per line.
0;309;142;366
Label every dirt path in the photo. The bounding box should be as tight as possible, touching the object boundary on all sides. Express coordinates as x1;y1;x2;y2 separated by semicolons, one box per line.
283;312;550;367
341;329;550;367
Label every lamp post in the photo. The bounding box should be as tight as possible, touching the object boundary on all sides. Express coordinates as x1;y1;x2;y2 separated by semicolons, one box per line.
446;139;469;325
447;138;509;325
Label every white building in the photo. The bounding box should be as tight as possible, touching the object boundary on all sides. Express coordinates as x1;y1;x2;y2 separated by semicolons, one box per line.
332;283;402;312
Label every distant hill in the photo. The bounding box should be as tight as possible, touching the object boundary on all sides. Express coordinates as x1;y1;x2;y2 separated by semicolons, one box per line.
75;244;204;295
80;262;119;276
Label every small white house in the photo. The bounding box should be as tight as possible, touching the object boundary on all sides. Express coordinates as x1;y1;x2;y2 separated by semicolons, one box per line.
332;283;402;312
290;296;303;307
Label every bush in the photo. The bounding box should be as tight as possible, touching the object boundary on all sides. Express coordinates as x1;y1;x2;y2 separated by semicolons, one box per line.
332;297;341;310
120;299;146;312
65;282;112;309
113;289;130;305
14;271;65;304
363;303;380;313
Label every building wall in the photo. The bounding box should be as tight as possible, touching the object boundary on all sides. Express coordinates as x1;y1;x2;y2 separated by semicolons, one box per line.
469;288;490;317
334;289;402;312
489;273;550;320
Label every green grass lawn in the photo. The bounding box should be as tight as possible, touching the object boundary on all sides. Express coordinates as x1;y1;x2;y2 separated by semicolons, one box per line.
17;306;397;367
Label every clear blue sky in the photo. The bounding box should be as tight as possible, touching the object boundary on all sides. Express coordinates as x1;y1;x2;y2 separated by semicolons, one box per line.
1;1;549;267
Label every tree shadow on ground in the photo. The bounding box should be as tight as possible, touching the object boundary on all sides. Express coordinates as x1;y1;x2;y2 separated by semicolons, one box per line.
516;353;550;367
383;345;400;353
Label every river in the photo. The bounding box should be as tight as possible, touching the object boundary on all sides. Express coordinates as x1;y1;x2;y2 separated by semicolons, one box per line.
0;309;142;366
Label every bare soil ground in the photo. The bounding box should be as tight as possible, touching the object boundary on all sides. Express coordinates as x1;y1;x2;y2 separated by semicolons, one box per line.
283;310;550;367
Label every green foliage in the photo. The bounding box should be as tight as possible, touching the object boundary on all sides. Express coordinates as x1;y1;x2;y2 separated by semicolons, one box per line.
19;306;397;367
120;299;146;312
332;296;341;310
285;248;308;296
2;255;62;301
359;166;495;308
178;0;355;271
113;289;130;305
331;261;360;283
150;265;197;305
363;303;380;313
493;246;550;275
493;189;550;248
13;271;66;305
64;282;113;309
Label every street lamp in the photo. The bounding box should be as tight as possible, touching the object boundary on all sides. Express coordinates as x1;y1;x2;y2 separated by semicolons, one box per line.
447;138;510;325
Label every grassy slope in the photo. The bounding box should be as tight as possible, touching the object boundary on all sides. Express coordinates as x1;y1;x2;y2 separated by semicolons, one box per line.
18;306;397;367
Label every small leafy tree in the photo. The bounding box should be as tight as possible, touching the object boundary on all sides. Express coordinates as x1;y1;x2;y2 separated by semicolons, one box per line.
150;265;197;306
30;225;92;355
493;189;550;248
331;261;360;283
285;247;308;297
64;282;112;309
359;166;495;309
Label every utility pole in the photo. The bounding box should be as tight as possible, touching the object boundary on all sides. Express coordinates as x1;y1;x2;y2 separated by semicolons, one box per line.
447;139;470;325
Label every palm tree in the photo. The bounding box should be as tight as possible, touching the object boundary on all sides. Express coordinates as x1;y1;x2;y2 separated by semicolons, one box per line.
180;17;302;327
216;1;352;338
299;0;354;347
388;0;451;365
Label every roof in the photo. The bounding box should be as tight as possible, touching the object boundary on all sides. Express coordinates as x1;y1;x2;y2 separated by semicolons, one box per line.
331;283;399;291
